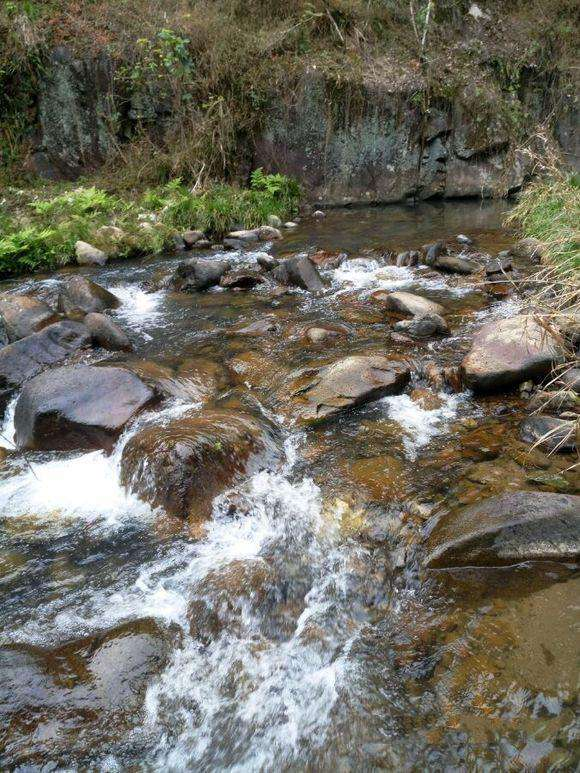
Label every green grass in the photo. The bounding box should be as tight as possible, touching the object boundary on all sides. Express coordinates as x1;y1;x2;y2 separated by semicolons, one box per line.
0;171;300;278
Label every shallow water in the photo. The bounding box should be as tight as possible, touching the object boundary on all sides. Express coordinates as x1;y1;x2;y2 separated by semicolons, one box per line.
0;200;578;770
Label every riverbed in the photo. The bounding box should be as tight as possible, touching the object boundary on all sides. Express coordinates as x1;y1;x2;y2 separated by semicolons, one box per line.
0;200;578;770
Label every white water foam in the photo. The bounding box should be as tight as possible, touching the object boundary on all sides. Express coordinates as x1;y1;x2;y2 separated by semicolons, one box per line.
380;391;471;459
0;395;16;449
108;284;164;336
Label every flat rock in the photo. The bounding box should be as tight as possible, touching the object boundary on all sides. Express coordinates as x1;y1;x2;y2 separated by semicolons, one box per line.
120;410;278;520
0;294;59;342
226;229;259;243
170;258;230;292
520;415;577;454
430;254;478;274
58;276;120;316
15;365;156;452
461;315;564;393
0;321;91;408
425;491;580;568
289;355;410;425
271;255;324;293
379;291;444;317
84;312;132;352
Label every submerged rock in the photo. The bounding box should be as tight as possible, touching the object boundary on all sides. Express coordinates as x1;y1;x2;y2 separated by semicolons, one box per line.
393;313;449;338
120;410;277;520
271;255;324;293
75;240;108;266
0;321;91;409
379;291;444;317
520;415;578;454
302;324;348;344
289;355;410;424
58;276;120;316
84;312;133;352
15;365;156;452
461;315;564;393
425;491;580;568
0;294;59;342
170;258;230;292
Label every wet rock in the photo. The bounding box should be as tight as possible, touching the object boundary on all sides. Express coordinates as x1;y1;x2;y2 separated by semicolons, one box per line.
271;255;324;293
284;221;298;229
75;240;108;266
0;321;91;409
84;312;132;352
520;415;577;454
379;291;444;317
310;250;346;268
234;315;282;336
0;294;59;342
558;368;580;394
527;389;578;413
313;210;326;219
226;229;259;244
429;254;478;274
485;257;513;276
121;410;277;520
423;241;447;262
220;270;265;290
182;229;204;248
457;234;473;245
161;357;230;402
15;364;156;452
508;237;545;262
58;276;120;316
303;324;348;344
393;313;449;338
289;355;410;425
349;454;407;501
410;388;444;411
461;315;564;393
170;258;230;292
256;253;280;272
425;492;580;568
257;225;282;241
396;250;419;267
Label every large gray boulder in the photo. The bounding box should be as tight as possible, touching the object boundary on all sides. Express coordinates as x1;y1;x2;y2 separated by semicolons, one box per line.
271;256;324;293
121;411;278;520
170;258;230;292
380;291;444;317
0;321;91;409
289;355;410;424
461;315;564;392
14;365;156;452
58;276;120;316
0;295;59;342
425;492;580;568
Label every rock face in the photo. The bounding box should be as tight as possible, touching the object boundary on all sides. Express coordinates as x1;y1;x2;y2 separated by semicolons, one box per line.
15;365;156;452
120;411;277;519
380;291;444;317
0;295;59;342
461;316;563;393
171;258;230;292
289;355;410;424
58;276;120;316
520;415;577;453
75;240;108;266
84;312;132;352
271;256;324;293
0;321;91;408
425;492;580;568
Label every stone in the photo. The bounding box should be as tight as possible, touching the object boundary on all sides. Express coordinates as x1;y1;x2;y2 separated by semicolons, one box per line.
256;253;280;272
396;251;419;267
120;410;278;520
520;415;577;454
289;355;410;424
303;324;348;344
393;313;450;338
257;225;283;241
0;294;59;342
527;389;578;413
456;234;473;245
182;229;204;248
284;221;298;228
461;315;564;393
271;255;325;293
15;365;156;452
223;238;243;251
170;258;230;292
95;225;124;242
58;276;120;316
425;492;580;568
379;291;444;317
219;270;265;290
84;312;133;352
267;214;282;228
430;254;478;274
558;368;580;394
234;316;282;336
0;321;91;409
485;257;513;276
226;229;259;243
508;237;545;261
75;240;108;266
313;210;326;219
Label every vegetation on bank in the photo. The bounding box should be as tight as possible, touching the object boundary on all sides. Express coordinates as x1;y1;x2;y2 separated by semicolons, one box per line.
0;171;300;278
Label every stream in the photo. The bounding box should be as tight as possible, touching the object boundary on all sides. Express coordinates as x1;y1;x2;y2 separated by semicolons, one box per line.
0;200;578;770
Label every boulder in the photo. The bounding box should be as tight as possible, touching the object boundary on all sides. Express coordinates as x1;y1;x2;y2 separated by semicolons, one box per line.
0;321;91;408
425;492;580;568
0;294;59;342
456;234;473;245
289;355;410;424
226;229;259;244
558;368;580;394
75;240;108;266
14;365;156;452
508;237;545;262
256;253;280;272
58;276;120;316
271;255;324;293
461;316;564;393
485;257;513;276
120;410;277;520
396;251;419;267
313;210;326;220
520;415;577;454
379;291;444;317
84;312;133;352
423;241;447;262
170;258;230;292
220;270;265;290
257;225;282;241
267;214;282;228
182;230;204;248
393;313;450;338
429;254;478;274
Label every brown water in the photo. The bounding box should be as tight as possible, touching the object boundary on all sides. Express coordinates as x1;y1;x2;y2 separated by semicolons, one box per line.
0;200;578;770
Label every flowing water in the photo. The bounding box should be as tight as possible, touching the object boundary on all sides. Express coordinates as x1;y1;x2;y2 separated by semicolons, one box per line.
0;201;578;770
